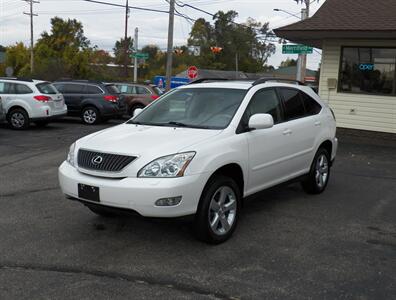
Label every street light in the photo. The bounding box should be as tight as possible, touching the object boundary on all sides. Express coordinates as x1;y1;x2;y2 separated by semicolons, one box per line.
273;8;301;19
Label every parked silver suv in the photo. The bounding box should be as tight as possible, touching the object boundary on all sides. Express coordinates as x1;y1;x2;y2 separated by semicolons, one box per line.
0;78;67;129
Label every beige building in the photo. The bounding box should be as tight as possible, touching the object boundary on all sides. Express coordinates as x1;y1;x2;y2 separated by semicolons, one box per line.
274;0;396;134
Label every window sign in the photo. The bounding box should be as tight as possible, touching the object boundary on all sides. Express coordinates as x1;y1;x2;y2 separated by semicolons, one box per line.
339;47;396;95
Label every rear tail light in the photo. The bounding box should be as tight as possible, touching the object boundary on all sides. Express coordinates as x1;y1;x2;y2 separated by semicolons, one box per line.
34;95;51;102
150;95;160;100
103;95;118;103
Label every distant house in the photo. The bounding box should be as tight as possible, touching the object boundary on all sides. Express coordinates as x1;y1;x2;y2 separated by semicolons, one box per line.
274;0;396;134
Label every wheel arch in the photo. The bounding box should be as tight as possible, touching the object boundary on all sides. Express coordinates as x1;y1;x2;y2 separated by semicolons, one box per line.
205;163;245;199
318;140;333;158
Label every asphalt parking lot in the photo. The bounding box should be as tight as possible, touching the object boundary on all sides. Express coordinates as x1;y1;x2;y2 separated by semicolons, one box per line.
0;119;395;299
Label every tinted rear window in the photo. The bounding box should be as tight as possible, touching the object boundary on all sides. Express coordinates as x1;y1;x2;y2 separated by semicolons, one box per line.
105;84;120;94
280;88;305;120
36;82;57;94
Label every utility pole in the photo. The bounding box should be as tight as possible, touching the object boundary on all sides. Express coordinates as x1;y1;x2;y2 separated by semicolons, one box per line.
296;0;312;82
133;27;138;83
124;0;130;78
23;0;39;75
165;0;175;91
296;8;308;82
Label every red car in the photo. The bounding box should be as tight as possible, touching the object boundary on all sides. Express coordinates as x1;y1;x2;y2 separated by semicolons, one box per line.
113;83;163;116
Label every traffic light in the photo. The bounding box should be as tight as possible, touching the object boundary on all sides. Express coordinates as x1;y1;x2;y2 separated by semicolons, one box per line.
210;46;223;54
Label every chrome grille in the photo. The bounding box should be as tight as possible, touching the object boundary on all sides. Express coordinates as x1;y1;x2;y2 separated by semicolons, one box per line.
77;149;136;172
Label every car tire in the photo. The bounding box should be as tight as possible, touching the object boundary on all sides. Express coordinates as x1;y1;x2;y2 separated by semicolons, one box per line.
129;104;145;117
301;148;331;194
7;108;30;130
194;175;241;244
35;121;49;127
81;106;100;125
86;204;116;218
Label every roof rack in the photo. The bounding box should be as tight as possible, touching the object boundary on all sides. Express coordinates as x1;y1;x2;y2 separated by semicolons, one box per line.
252;77;305;86
189;78;230;84
0;77;34;82
54;79;104;84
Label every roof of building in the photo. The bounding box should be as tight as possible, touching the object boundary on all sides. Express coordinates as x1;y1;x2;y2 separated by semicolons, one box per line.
274;0;396;48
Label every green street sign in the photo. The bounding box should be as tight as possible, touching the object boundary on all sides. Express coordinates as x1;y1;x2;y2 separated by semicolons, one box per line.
282;44;313;54
130;52;149;59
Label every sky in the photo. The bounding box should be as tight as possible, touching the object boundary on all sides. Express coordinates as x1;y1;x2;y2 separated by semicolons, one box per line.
0;0;325;70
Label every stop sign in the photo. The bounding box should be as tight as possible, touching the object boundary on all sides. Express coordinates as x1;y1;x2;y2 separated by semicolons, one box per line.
187;66;198;80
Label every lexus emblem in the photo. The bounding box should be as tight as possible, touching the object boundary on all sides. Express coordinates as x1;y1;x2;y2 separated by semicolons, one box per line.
91;155;103;165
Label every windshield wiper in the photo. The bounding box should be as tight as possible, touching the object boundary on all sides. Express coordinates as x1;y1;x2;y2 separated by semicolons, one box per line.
167;121;188;127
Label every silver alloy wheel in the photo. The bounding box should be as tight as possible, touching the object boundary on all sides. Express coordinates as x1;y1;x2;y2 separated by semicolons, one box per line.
208;186;237;235
11;112;25;128
83;109;97;124
315;154;329;188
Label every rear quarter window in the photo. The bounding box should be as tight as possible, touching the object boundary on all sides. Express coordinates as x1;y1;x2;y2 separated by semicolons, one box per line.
85;85;103;94
300;92;322;115
280;88;306;120
36;82;57;94
105;84;120;94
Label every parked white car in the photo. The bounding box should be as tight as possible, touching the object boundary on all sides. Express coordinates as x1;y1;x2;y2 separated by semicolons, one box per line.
0;78;67;129
59;78;338;244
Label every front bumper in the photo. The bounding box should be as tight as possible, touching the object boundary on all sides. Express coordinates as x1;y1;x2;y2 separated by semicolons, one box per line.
58;161;206;217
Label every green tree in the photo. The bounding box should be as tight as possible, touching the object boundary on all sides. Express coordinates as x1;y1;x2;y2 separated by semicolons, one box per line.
33;17;94;80
186;11;276;73
280;58;297;67
4;43;30;76
113;37;134;65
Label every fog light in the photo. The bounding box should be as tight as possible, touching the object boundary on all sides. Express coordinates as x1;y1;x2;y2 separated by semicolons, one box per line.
155;196;182;207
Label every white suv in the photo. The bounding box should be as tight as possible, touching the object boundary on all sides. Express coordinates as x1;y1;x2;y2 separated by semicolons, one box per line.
59;78;338;244
0;78;67;129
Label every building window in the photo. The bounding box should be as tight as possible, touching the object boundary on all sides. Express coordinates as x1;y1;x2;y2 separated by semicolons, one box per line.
339;47;396;96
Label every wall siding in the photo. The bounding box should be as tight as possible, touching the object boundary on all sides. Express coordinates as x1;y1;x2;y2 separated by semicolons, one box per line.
319;40;396;134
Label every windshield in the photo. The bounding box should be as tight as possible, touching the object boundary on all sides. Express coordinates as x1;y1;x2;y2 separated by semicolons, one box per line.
129;88;247;129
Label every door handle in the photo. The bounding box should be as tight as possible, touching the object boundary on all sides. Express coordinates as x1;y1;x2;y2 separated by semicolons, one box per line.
283;129;292;135
314;121;321;126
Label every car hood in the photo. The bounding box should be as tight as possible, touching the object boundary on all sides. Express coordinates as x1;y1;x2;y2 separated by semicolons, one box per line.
77;123;222;156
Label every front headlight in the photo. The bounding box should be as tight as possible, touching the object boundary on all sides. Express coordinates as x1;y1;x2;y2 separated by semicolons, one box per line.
138;152;195;178
66;143;76;167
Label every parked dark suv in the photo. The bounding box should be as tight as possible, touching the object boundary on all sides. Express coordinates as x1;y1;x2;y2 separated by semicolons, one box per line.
113;82;163;116
53;80;126;125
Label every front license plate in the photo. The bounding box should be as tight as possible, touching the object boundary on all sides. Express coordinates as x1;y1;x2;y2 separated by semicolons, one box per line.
78;184;100;202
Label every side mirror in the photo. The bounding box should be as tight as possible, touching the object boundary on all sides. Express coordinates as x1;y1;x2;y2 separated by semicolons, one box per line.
133;108;143;117
248;113;274;130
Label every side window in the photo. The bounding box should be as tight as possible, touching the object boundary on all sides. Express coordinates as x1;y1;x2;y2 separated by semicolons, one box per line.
128;85;137;94
0;82;6;94
136;86;151;95
64;84;85;94
85;85;102;94
15;84;33;94
280;88;306;120
117;85;128;93
245;89;283;124
300;92;322;115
